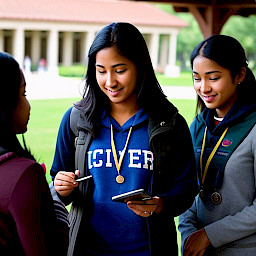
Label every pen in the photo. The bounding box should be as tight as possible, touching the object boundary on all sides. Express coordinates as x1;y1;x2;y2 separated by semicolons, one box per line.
74;175;92;184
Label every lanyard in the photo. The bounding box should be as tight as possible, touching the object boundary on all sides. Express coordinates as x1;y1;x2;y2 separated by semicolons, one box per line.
111;124;133;183
200;127;229;185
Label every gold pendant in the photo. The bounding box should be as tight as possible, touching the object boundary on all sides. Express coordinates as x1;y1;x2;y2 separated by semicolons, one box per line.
116;175;125;184
199;189;204;199
211;191;222;205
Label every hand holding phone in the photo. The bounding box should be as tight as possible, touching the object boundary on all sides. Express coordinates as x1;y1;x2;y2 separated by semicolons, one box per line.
112;189;151;203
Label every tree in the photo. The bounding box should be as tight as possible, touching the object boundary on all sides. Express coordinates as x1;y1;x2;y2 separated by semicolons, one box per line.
222;15;256;72
155;3;256;73
154;3;203;70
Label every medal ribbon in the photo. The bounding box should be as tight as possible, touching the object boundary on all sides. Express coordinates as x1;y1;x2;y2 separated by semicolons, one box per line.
200;127;229;185
111;124;133;175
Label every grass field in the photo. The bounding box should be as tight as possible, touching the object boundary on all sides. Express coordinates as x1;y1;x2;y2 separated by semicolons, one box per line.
18;98;80;183
157;71;193;86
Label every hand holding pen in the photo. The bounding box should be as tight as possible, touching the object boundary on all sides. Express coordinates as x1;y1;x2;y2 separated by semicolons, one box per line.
54;170;92;197
73;175;92;184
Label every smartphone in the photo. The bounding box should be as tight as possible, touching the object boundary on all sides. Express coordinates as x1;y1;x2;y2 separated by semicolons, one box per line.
112;189;151;203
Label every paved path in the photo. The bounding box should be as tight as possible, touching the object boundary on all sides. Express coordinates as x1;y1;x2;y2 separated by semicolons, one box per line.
25;73;196;100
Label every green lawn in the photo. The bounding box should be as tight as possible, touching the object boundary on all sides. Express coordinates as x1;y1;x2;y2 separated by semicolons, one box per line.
157;71;193;86
171;99;196;124
18;98;79;183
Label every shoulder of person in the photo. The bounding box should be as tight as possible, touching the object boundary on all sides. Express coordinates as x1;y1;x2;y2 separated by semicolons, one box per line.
190;115;200;129
69;105;94;136
57;106;77;136
0;153;38;172
62;106;73;124
0;154;44;195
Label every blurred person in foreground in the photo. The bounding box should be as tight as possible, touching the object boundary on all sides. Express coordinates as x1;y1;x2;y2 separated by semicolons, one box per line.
0;52;68;255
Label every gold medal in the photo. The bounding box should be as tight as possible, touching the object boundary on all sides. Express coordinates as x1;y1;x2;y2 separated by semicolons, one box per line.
199;189;204;199
111;124;133;184
116;175;125;184
211;191;222;205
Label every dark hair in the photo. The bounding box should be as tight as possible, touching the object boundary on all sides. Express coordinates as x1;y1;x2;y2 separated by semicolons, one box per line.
75;22;167;135
0;52;34;160
190;34;256;113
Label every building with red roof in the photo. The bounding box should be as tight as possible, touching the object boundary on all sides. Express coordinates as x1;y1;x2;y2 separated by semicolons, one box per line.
0;0;187;76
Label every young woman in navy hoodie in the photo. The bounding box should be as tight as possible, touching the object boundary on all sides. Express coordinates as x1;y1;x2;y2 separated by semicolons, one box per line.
0;52;68;255
178;35;256;256
51;22;197;256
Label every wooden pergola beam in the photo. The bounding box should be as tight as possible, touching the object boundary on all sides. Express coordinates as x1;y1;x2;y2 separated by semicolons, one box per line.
187;4;238;37
127;0;256;38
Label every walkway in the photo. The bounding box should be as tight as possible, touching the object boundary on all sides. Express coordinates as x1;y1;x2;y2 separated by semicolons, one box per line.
25;73;196;100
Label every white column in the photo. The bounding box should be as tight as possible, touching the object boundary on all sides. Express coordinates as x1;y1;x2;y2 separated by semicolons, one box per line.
31;31;41;67
149;32;159;70
62;32;73;66
47;29;59;75
0;30;4;52
84;30;96;62
164;31;180;77
13;28;25;68
159;35;169;70
169;32;177;66
80;32;86;64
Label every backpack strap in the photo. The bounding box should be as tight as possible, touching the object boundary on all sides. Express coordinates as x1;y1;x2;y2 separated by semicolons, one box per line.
70;107;82;174
68;106;93;256
70;107;80;137
70;107;92;176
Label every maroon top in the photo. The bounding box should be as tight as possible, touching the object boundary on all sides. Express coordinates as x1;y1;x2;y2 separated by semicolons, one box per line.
0;152;67;255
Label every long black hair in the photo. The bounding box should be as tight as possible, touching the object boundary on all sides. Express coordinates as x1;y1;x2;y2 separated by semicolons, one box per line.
191;34;256;114
0;52;34;160
75;22;168;135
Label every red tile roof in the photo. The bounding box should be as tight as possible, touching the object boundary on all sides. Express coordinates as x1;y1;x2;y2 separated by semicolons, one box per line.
0;0;187;27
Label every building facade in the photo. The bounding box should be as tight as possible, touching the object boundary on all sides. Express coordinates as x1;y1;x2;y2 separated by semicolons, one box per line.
0;0;187;77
